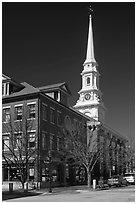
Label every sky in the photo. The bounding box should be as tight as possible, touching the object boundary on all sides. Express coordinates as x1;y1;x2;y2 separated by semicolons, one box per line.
2;2;135;144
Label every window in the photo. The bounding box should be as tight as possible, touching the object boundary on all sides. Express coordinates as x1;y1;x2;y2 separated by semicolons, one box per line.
57;136;60;151
42;132;48;150
57;111;62;126
42;104;48;121
2;135;9;151
28;132;36;148
3;108;10;122
92;74;94;86
14;132;22;149
87;77;90;85
28;104;36;119
50;108;55;124
64;115;71;131
57;135;64;151
29;168;34;180
73;119;77;130
15;106;23;120
50;133;56;151
54;91;60;101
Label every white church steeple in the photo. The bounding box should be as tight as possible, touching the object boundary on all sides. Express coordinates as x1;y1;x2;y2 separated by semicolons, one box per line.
74;8;106;123
84;13;96;65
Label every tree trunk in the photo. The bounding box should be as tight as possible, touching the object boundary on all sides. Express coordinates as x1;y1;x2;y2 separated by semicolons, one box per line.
87;167;91;188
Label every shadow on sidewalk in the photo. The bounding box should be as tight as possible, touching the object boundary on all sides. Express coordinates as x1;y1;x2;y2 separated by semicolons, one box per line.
2;190;42;201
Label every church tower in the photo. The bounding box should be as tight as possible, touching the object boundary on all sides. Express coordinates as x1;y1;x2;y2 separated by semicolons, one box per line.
74;9;106;123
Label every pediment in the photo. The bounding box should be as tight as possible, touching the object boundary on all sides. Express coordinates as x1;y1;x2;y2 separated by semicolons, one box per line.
2;74;11;81
60;83;71;96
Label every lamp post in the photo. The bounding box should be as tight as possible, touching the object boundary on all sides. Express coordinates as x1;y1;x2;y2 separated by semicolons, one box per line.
48;149;52;193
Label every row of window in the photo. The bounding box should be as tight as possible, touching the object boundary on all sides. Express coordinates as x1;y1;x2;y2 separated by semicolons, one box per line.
42;132;65;152
42;103;62;126
3;103;62;126
2;103;36;122
3;131;64;153
2;131;36;151
42;132;63;151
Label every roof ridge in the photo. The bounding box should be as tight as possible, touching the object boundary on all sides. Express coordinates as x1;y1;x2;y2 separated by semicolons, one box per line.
38;82;66;89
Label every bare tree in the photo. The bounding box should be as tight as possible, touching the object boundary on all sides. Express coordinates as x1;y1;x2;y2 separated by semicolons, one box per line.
124;143;135;173
61;124;103;188
2;112;37;190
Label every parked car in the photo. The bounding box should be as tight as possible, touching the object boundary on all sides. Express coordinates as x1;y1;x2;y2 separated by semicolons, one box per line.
123;173;135;184
108;175;128;187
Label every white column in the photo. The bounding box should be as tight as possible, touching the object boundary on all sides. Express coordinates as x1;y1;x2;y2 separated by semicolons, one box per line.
97;76;99;89
4;83;6;96
94;75;96;89
82;76;85;88
92;73;94;87
6;83;9;95
58;91;60;102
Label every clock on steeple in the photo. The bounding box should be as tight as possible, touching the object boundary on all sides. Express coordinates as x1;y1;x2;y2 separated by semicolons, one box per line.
84;93;91;100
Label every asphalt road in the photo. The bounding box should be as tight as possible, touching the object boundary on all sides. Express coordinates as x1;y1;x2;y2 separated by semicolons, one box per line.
6;185;135;202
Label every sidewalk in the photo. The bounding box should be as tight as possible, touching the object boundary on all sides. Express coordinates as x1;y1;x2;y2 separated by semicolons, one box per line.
37;185;93;194
2;181;109;193
2;184;88;201
2;182;109;201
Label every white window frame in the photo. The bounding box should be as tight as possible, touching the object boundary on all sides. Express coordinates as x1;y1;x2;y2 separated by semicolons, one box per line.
27;103;36;120
2;106;11;123
42;103;48;121
28;130;36;149
50;107;55;124
27;102;36;105
14;104;23;121
50;133;56;151
57;111;62;127
2;133;10;151
14;131;23;150
42;131;48;150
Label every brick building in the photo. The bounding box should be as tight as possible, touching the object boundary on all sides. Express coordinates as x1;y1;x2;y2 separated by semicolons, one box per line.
2;74;92;187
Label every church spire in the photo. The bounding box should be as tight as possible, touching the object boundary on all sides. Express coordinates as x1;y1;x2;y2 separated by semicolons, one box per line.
84;7;96;65
74;6;106;123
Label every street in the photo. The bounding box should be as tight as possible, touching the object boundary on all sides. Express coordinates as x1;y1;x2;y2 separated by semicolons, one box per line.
5;185;135;202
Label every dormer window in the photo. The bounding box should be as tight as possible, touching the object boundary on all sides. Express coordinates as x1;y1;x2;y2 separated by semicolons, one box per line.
86;77;90;86
2;83;9;96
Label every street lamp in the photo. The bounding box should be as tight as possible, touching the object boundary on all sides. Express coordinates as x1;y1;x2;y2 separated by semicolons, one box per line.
48;149;52;193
